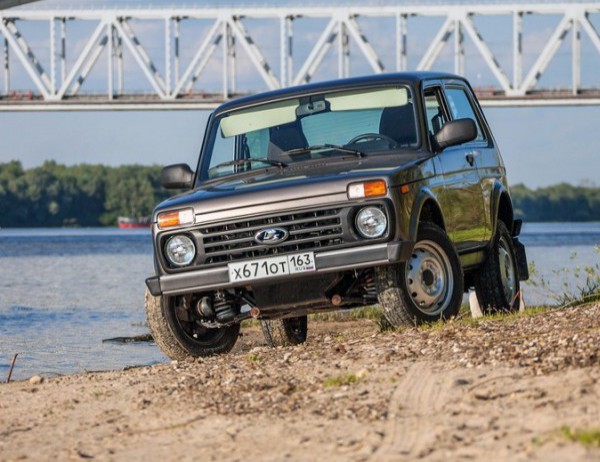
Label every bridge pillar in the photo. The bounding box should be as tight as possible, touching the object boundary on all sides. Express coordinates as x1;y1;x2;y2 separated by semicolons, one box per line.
513;11;522;90
396;13;407;71
572;17;580;95
3;37;8;95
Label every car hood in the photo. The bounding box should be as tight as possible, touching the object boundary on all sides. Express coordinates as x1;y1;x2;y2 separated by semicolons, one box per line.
154;152;431;221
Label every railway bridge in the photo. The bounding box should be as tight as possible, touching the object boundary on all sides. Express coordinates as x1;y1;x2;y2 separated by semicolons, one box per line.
1;2;599;110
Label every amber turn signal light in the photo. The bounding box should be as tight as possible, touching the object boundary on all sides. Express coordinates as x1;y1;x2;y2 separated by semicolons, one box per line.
347;180;387;199
157;208;195;229
364;180;387;197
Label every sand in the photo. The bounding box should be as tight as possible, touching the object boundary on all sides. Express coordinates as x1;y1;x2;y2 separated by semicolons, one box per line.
1;304;599;461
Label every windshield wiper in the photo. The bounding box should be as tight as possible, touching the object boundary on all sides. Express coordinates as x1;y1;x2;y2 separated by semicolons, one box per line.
209;157;287;172
284;144;364;158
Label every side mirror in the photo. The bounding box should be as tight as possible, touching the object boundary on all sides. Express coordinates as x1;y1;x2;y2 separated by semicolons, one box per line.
161;164;194;189
434;118;477;151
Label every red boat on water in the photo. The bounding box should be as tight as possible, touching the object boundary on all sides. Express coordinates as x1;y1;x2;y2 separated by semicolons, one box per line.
118;216;151;229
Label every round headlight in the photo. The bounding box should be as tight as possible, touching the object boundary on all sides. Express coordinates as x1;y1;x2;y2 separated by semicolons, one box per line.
165;235;196;266
355;206;387;239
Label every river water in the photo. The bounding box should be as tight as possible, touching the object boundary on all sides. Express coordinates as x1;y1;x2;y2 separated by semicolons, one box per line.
0;223;598;381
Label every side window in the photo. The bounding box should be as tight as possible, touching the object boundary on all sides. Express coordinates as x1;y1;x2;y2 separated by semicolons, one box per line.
423;87;447;139
444;87;485;142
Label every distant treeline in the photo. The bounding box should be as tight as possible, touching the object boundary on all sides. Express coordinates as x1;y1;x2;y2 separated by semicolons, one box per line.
511;183;600;222
0;161;171;227
0;161;598;227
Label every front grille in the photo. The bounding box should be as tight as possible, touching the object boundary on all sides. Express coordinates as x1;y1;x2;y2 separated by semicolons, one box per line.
199;207;345;265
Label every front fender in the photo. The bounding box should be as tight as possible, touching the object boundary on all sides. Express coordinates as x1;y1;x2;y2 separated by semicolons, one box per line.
408;188;446;242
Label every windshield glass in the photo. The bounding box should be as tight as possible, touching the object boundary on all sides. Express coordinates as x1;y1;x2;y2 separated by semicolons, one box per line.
199;86;418;181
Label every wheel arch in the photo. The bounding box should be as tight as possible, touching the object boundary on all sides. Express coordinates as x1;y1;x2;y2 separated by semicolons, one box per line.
409;188;446;242
491;181;514;237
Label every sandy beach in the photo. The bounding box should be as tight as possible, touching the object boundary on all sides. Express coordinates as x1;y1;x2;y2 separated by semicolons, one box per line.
1;304;599;461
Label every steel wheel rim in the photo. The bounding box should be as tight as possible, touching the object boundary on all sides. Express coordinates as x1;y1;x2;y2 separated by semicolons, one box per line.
288;319;304;337
498;236;517;304
405;240;454;316
283;316;306;341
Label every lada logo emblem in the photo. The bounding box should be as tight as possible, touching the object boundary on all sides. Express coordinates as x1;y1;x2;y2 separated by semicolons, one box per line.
254;227;289;245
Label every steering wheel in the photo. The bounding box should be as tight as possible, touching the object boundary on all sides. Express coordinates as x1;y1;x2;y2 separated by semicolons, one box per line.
347;132;397;147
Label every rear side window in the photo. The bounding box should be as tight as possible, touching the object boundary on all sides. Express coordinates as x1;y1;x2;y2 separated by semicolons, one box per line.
444;87;485;142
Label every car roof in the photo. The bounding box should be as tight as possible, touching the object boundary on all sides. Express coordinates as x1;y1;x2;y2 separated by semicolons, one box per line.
213;71;464;115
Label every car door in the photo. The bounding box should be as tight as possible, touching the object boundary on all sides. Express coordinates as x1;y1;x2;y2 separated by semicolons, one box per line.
423;82;487;252
438;81;490;250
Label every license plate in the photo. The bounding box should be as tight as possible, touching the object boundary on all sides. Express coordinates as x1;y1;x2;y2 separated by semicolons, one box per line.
228;252;315;282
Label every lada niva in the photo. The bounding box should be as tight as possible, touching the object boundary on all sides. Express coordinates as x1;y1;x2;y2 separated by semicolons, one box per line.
145;72;528;359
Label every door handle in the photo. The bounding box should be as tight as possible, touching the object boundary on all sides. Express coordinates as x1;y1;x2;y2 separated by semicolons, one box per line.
466;151;479;167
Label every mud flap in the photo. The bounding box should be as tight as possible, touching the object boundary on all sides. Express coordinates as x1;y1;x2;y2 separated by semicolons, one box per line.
512;238;529;281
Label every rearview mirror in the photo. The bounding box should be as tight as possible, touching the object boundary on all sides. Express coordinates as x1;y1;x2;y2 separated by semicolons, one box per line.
161;164;194;189
434;118;477;152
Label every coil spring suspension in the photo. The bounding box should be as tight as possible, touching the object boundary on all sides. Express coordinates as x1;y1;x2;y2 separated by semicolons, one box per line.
213;292;237;322
363;271;378;300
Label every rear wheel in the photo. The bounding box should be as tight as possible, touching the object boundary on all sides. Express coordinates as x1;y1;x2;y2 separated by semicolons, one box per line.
145;289;240;360
261;316;308;347
376;223;463;326
474;221;520;313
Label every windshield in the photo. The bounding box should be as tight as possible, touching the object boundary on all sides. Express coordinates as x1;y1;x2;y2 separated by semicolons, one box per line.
198;86;418;181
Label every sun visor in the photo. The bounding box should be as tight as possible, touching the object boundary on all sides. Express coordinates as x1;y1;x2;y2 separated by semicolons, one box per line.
327;88;408;111
220;99;299;137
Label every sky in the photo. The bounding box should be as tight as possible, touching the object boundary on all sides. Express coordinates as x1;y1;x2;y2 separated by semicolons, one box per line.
1;0;600;188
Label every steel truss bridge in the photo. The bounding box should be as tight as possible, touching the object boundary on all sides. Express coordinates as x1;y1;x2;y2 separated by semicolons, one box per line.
1;3;600;110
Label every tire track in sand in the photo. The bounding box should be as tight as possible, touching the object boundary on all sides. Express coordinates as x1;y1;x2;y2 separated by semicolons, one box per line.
371;361;455;461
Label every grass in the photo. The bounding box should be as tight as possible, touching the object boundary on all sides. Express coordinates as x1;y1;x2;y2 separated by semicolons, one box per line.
322;373;360;388
560;426;600;447
240;318;260;328
241;306;386;329
527;247;600;308
532;425;600;448
464;305;550;325
243;303;557;335
240;282;597;335
246;352;264;363
416;305;551;332
309;305;384;322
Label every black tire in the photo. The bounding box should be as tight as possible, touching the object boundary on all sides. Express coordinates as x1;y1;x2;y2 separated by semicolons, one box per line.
145;288;240;360
261;316;308;347
375;223;463;326
474;221;520;313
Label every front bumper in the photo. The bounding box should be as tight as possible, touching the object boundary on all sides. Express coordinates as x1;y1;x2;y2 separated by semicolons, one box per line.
146;240;413;296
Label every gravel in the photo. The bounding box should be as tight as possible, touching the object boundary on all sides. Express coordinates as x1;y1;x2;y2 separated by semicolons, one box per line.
143;303;600;421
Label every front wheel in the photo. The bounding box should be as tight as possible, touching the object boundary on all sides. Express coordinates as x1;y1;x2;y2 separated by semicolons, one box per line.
261;316;308;347
474;221;520;313
145;289;240;360
375;223;464;326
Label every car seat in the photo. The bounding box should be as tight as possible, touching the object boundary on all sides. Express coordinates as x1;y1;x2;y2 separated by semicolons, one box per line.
379;103;417;147
269;120;308;153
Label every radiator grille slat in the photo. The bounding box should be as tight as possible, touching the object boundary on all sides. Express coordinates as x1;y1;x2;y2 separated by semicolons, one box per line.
202;214;340;238
199;207;346;266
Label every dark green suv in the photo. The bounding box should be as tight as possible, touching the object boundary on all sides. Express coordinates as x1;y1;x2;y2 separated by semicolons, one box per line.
145;72;528;359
